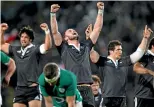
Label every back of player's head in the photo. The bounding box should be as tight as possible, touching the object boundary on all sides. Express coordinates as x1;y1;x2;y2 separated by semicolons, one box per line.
18;26;35;42
148;37;154;49
43;62;60;80
107;40;122;55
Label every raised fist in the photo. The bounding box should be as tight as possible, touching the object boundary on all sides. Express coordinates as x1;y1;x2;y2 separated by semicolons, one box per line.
143;25;153;39
0;23;8;31
51;4;60;13
85;24;93;40
40;23;49;31
97;2;104;10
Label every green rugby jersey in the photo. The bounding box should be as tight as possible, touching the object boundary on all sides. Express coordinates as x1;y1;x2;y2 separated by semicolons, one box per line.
0;51;10;64
39;68;82;107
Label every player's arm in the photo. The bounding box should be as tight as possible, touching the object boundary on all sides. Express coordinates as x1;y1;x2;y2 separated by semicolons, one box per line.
66;96;76;107
66;74;77;107
44;96;53;107
89;2;104;44
90;49;100;63
0;23;10;54
133;62;154;76
1;51;16;87
85;24;93;40
50;4;62;46
130;25;153;63
39;23;52;54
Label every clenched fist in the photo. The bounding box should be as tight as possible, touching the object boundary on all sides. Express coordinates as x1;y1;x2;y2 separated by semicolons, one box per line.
143;25;153;39
0;23;8;31
51;4;60;13
97;2;104;10
40;23;49;31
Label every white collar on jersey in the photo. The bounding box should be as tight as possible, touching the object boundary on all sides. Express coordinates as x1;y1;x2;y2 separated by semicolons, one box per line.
107;56;118;67
68;43;80;51
147;50;154;56
21;43;34;56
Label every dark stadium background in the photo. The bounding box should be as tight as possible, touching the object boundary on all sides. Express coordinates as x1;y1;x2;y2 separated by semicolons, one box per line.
1;1;154;107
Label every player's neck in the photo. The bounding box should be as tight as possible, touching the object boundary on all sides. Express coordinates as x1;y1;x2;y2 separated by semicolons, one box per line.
68;40;80;47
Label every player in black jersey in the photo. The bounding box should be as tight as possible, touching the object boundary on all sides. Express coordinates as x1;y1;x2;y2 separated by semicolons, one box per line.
90;25;153;107
1;23;52;107
133;37;154;107
50;2;104;107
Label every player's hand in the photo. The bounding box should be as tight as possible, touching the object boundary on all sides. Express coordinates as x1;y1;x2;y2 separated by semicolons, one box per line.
51;4;60;13
97;2;104;10
143;25;153;39
0;23;8;31
40;23;49;31
85;24;93;40
2;77;10;87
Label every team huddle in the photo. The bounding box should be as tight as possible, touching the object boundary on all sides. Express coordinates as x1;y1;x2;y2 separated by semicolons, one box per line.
1;2;154;107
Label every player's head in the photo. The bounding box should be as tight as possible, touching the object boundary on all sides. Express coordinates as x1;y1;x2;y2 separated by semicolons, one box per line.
91;75;101;95
64;29;79;42
43;62;60;85
148;37;154;50
18;26;34;47
108;40;122;60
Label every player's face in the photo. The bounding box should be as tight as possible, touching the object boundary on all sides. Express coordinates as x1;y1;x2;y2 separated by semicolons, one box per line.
113;45;122;60
91;82;100;95
20;32;32;47
64;29;79;41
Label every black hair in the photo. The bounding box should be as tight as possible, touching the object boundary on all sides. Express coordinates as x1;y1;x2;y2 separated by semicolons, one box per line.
18;26;34;42
108;40;122;55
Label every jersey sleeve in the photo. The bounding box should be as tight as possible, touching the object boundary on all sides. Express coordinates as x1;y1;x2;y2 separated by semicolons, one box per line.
84;39;94;50
56;42;67;56
65;74;77;96
138;55;148;67
96;56;107;66
38;74;49;96
1;51;10;64
120;56;132;66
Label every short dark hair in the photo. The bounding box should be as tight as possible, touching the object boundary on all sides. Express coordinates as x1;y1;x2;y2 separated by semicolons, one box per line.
18;26;35;41
148;37;154;49
108;40;122;55
92;75;101;85
43;63;59;79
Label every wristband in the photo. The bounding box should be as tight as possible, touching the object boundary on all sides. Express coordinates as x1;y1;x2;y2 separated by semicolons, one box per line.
45;29;50;35
50;12;56;17
98;9;104;15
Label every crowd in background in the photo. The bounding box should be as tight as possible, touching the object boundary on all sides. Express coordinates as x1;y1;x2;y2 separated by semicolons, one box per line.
1;1;154;107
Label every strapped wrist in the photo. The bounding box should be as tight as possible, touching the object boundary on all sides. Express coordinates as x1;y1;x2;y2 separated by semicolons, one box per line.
45;29;50;35
98;9;104;15
50;12;56;17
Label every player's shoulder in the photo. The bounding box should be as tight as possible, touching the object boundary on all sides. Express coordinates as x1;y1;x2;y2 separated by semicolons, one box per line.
60;69;76;79
38;73;45;85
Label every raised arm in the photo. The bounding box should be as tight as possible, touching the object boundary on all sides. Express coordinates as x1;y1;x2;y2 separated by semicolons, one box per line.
40;23;52;54
50;4;62;46
0;23;10;54
133;62;154;76
130;25;153;63
90;2;104;44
